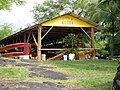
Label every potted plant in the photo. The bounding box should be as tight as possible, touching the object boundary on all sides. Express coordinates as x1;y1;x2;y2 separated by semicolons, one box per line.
62;33;81;60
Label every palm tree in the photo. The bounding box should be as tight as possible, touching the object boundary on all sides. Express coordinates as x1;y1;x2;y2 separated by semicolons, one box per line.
89;0;120;59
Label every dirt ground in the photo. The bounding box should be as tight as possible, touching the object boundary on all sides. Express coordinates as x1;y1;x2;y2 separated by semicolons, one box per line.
0;58;91;90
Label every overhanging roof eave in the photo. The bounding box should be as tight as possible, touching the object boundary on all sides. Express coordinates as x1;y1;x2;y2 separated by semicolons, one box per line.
0;24;39;44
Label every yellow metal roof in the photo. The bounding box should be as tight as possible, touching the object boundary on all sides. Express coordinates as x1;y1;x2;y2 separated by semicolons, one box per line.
41;12;103;30
41;14;93;27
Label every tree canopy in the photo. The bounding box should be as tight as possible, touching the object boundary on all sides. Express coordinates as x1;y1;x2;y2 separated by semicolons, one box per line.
95;0;120;58
0;23;14;40
0;0;25;10
32;0;97;23
32;0;74;23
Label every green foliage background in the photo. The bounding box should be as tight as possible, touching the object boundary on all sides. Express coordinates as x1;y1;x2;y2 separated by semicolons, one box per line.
0;23;14;40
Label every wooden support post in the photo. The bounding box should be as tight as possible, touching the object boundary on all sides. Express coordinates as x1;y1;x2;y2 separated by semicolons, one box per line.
37;25;42;61
24;34;26;42
27;32;31;43
15;37;18;43
19;38;21;43
91;28;95;48
12;39;14;43
91;28;95;59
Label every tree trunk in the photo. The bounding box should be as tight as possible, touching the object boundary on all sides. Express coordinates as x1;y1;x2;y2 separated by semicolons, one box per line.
109;20;115;59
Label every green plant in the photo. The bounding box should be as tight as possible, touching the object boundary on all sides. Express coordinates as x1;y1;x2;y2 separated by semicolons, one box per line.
96;49;109;57
63;33;81;53
94;32;110;57
62;33;90;54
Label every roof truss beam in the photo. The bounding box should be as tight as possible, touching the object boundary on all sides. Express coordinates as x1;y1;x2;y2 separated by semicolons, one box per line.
32;33;38;46
80;27;92;40
41;26;53;40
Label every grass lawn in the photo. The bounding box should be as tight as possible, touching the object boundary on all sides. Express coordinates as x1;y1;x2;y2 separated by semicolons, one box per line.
0;59;119;90
42;59;119;90
0;67;29;80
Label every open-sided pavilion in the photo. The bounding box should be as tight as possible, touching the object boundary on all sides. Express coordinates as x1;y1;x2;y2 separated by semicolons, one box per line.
0;12;103;60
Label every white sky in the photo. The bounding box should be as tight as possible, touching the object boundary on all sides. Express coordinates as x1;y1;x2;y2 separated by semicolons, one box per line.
0;0;45;29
